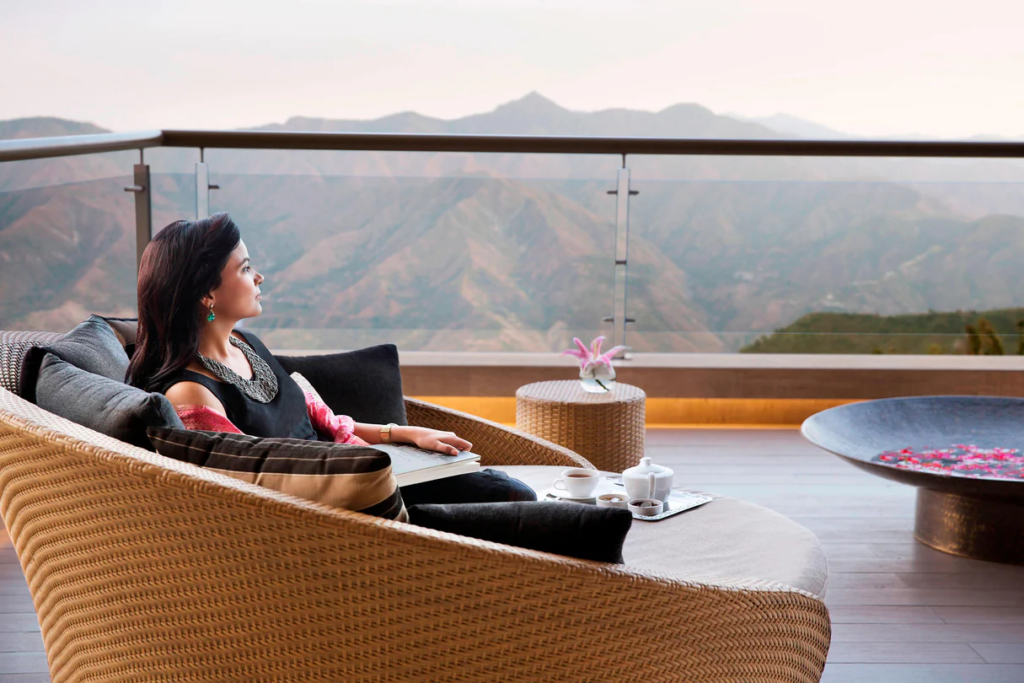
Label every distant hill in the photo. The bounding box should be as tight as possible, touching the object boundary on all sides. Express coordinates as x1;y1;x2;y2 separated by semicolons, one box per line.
730;111;1024;143
0;118;135;196
267;92;781;139
741;308;1024;354
726;113;855;140
0;117;108;140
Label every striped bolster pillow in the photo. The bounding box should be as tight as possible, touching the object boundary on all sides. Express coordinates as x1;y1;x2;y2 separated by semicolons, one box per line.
146;426;407;522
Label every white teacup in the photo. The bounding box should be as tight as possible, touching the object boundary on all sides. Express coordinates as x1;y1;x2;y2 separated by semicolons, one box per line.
553;468;600;499
628;498;664;516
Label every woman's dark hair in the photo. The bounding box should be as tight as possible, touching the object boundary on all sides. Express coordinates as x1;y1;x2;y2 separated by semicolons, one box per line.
127;213;241;392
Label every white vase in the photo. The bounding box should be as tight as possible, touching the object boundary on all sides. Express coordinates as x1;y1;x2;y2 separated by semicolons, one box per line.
579;362;617;393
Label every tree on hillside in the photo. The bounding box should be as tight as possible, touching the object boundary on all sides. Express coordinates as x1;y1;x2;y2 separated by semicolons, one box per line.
965;323;983;355
977;318;1005;355
963;317;1024;355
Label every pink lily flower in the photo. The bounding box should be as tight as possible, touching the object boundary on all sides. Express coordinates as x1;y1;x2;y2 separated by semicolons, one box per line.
561;336;627;370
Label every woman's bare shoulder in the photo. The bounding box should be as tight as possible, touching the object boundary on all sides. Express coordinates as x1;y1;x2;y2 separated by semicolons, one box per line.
164;381;226;415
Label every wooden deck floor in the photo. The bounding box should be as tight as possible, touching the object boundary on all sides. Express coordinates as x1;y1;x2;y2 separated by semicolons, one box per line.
1;428;1022;682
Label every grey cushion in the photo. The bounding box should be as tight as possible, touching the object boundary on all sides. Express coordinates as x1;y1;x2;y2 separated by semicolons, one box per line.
20;315;129;401
35;353;183;450
407;501;632;564
275;345;407;425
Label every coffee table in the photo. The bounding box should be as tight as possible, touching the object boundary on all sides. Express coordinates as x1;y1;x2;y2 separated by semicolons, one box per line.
802;396;1024;564
515;380;646;473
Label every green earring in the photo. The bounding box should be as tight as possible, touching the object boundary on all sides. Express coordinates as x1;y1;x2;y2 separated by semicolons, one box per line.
207;304;216;322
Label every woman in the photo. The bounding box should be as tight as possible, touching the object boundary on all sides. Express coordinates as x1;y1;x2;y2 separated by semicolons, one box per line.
128;213;534;505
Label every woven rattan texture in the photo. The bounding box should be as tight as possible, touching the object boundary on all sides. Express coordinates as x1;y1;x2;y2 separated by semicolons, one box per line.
0;387;830;683
0;331;64;395
516;380;647;473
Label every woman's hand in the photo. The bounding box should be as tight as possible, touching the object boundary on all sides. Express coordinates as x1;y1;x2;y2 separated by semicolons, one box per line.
400;426;472;456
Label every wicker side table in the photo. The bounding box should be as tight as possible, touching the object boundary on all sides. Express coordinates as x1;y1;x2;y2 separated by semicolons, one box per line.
515;380;646;473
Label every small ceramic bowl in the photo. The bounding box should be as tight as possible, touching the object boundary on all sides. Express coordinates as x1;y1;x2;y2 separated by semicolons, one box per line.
628;498;664;516
596;493;629;509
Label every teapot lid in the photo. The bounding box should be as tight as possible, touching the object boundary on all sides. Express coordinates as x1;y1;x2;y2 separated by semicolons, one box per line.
623;457;672;477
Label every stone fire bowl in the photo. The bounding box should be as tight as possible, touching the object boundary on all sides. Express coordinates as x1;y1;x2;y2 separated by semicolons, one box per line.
802;396;1024;564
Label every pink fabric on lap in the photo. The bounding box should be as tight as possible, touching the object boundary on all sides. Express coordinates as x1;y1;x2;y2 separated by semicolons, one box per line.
303;391;369;445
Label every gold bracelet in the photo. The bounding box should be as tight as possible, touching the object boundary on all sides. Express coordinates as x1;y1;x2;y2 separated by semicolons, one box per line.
380;423;396;444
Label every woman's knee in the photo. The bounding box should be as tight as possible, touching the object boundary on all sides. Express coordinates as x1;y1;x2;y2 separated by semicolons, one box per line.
399;468;536;506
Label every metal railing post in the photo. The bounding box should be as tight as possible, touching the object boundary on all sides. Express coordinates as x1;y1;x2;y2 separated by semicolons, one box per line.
124;151;152;275
604;157;638;354
196;161;210;219
195;148;220;219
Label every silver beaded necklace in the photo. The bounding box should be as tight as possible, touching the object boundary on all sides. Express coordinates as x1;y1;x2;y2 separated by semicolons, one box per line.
196;335;279;403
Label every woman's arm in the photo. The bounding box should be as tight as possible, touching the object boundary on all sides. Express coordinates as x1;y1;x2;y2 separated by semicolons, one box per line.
304;394;367;445
301;392;471;454
352;423;472;456
165;381;227;416
165;381;243;433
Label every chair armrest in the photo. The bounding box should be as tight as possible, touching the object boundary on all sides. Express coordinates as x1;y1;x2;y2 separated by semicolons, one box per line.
404;396;595;469
0;330;65;395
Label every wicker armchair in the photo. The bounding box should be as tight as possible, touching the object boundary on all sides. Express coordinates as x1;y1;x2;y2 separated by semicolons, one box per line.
0;330;830;683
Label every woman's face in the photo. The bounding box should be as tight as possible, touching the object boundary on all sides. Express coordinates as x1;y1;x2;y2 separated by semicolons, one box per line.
204;240;264;322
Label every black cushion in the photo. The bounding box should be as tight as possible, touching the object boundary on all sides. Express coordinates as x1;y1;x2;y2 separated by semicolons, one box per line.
35;353;183;450
20;315;129;401
275;345;407;425
407;501;633;564
146;426;407;521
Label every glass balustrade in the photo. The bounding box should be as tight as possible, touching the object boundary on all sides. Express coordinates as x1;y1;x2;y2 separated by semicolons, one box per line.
5;140;1024;358
0;151;139;331
627;154;1024;355
200;149;621;352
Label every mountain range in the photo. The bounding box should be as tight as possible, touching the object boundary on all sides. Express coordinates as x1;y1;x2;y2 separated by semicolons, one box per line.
2;93;1023;353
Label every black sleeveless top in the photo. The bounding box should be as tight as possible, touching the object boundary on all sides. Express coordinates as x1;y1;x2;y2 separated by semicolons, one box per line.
158;329;318;440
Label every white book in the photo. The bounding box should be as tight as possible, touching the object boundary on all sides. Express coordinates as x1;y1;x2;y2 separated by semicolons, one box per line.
371;444;481;487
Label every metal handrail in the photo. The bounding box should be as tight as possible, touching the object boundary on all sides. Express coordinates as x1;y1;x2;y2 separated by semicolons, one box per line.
4;129;1024;162
0;131;163;162
160;130;1024;158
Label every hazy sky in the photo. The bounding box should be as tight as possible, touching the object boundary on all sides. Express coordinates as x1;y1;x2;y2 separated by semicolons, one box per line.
3;0;1022;138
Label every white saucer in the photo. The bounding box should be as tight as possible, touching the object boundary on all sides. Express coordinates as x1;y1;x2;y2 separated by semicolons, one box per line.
543;476;629;503
543;487;601;503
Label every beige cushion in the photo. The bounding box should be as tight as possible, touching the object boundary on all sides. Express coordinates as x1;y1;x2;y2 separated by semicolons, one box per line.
148;426;408;522
492;465;828;598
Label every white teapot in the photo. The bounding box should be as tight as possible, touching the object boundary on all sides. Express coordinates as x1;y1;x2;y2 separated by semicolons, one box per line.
622;456;675;502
